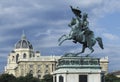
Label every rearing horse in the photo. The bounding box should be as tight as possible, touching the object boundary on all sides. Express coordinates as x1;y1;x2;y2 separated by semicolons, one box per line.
58;17;104;56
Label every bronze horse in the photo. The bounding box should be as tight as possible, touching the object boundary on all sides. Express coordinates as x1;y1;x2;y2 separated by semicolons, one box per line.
58;16;104;56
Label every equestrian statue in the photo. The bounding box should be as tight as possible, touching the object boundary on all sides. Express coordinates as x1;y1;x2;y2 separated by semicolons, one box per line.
58;6;104;57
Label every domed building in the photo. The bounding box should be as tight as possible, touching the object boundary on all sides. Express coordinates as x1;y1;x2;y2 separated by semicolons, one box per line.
5;33;60;79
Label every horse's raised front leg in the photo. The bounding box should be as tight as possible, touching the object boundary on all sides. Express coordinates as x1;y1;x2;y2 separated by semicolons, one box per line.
58;37;72;46
58;34;66;42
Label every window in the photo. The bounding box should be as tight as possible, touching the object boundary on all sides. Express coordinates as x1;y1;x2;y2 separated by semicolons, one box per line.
29;70;33;74
16;54;19;63
46;65;49;68
59;76;64;82
22;41;27;48
23;53;26;59
55;76;56;82
30;54;32;58
37;70;41;73
38;75;41;79
52;64;54;72
79;75;87;82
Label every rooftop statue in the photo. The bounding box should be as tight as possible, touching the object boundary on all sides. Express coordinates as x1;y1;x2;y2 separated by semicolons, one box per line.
58;6;104;56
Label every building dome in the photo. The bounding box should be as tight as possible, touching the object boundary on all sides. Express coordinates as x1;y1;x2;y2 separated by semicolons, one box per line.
15;33;33;49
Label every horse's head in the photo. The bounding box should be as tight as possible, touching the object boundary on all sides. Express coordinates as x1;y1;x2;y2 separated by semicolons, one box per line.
68;17;77;27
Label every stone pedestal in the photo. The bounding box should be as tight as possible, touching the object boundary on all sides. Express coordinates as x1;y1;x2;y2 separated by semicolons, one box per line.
53;56;104;82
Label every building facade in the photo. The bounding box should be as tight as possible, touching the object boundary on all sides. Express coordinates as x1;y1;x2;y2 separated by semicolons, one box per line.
5;33;60;79
5;34;108;79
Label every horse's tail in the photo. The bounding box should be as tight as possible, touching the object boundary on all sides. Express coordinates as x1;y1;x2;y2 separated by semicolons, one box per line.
96;37;104;49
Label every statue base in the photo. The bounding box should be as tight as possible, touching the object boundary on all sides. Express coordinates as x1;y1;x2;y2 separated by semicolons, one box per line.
53;55;104;82
62;52;90;57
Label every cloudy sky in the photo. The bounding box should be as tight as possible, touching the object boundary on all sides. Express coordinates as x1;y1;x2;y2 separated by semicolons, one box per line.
0;0;120;73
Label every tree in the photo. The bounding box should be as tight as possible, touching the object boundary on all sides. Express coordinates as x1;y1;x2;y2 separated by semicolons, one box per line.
42;74;53;82
105;74;120;82
16;73;40;82
0;73;16;82
0;73;40;82
16;76;26;82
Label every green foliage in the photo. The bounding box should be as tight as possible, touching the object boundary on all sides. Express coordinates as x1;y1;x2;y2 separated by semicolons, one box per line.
0;73;16;82
0;73;53;82
16;73;40;82
42;74;53;82
105;74;120;82
16;76;26;82
0;73;40;82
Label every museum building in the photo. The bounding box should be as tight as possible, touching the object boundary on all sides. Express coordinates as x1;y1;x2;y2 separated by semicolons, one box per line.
4;33;108;79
